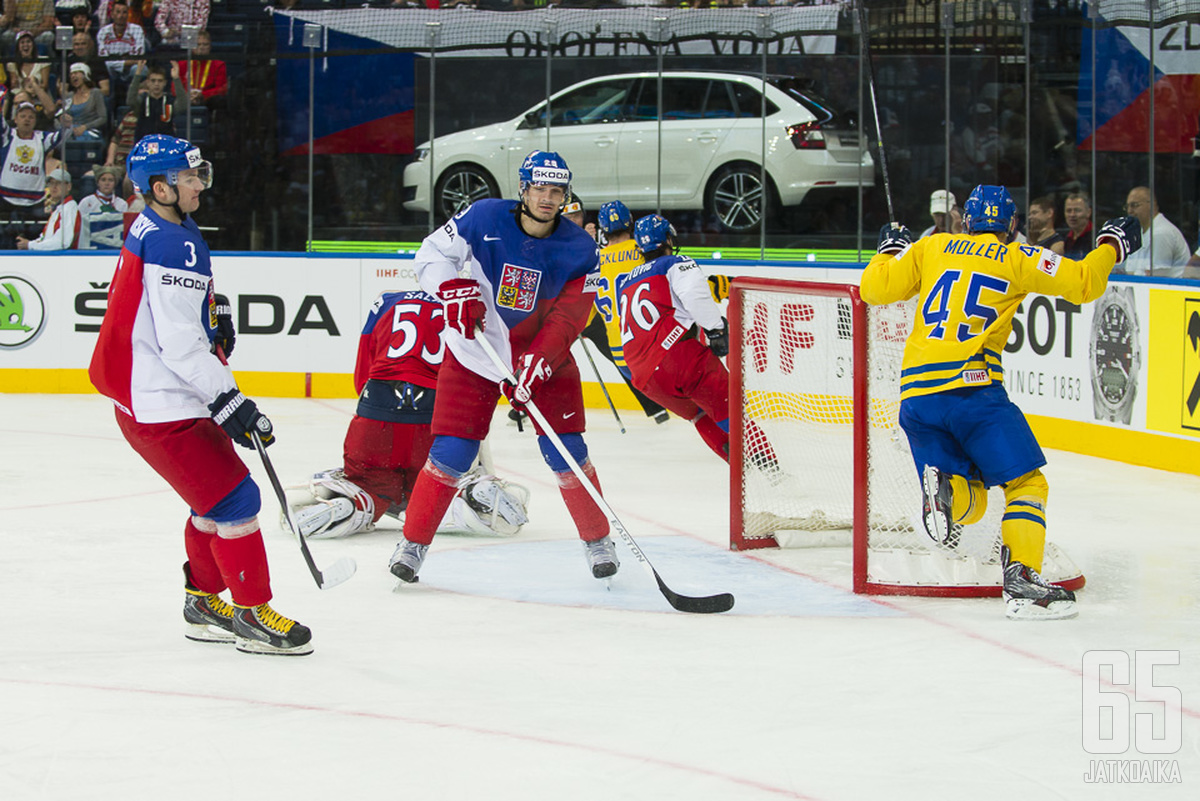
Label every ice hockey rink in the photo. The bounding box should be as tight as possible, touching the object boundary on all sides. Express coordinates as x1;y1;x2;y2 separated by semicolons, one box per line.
2;392;1197;801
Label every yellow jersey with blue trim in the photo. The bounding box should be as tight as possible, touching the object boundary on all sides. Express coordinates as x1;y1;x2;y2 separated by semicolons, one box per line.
591;238;644;369
860;232;1116;401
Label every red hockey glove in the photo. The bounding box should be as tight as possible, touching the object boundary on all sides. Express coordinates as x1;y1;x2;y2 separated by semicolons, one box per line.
502;352;552;409
438;278;486;339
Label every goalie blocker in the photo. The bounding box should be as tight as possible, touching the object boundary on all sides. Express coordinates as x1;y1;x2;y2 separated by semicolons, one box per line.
291;468;530;539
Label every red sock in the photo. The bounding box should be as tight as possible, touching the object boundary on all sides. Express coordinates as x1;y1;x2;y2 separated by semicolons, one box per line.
693;414;731;462
402;462;461;546
184;518;225;593
210;529;272;607
557;460;609;542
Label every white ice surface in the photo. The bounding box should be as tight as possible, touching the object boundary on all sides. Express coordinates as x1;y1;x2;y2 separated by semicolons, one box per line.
1;394;1197;801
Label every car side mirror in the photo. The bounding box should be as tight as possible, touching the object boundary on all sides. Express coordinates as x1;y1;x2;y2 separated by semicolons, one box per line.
520;111;544;130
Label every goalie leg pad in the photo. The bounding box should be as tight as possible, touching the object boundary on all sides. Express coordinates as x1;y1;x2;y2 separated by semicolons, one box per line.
447;473;531;536
297;469;376;538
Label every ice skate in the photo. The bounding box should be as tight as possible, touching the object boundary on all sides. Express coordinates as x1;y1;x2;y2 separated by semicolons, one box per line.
389;538;429;583
583;535;619;579
921;464;961;549
183;564;235;644
749;450;788;487
1001;546;1077;620
232;603;314;655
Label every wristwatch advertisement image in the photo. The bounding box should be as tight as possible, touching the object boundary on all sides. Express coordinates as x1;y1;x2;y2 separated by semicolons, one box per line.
1089;285;1141;425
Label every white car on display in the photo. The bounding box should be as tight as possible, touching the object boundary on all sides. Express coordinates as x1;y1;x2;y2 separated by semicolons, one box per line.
402;71;874;233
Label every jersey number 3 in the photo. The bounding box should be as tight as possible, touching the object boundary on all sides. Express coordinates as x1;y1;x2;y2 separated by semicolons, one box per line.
922;270;1010;342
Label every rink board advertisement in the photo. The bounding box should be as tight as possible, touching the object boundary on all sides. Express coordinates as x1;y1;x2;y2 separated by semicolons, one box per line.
1;253;1197;474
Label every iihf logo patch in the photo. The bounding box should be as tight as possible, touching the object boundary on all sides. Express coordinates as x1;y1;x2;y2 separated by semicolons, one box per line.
497;264;541;312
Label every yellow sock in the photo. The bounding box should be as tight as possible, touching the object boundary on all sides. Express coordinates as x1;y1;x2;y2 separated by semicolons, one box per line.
1001;470;1049;572
949;475;987;526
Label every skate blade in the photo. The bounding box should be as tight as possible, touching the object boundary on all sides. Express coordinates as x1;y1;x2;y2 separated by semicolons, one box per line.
234;636;314;656
1005;598;1078;621
185;622;235;644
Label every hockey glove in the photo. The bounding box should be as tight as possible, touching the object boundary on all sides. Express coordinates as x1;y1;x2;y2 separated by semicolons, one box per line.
212;293;236;358
705;318;730;358
438;278;486;339
1096;216;1142;265
502;352;552;409
877;223;914;255
707;274;731;303
209;388;275;449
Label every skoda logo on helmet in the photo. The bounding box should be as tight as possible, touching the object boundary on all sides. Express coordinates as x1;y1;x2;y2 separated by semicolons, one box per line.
531;166;570;185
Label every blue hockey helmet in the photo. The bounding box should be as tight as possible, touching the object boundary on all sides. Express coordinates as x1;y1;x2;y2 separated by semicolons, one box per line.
517;150;572;197
962;185;1016;234
633;214;677;254
598;200;633;234
127;134;212;194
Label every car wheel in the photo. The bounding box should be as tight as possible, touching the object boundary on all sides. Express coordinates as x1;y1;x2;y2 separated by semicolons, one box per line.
705;164;772;233
434;165;499;221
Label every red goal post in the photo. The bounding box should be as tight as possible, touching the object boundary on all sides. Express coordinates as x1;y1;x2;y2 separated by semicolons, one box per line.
727;277;1084;597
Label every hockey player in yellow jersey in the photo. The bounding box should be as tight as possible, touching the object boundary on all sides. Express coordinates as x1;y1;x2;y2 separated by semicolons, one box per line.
579;200;668;423
861;184;1142;620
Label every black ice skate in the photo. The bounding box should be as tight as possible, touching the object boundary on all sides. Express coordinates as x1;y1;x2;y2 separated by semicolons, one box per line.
389;538;429;583
583;535;619;579
1001;545;1078;621
921;464;961;550
183;562;235;644
232;603;314;655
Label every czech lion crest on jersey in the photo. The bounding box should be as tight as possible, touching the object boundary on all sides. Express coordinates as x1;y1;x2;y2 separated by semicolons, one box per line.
496;263;541;312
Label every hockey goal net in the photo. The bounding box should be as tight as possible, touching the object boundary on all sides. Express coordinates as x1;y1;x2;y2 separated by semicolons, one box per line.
728;277;1084;597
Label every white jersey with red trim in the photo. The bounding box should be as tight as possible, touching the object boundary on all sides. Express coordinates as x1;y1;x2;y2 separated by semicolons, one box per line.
89;208;234;423
27;197;89;250
613;253;724;378
0;127;64;206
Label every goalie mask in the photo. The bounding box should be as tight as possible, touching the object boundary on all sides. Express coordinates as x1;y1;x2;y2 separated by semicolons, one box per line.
446;473;531;537
290;469;376;539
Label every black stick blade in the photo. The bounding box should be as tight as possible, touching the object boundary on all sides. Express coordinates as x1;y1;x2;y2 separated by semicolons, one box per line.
654;571;735;614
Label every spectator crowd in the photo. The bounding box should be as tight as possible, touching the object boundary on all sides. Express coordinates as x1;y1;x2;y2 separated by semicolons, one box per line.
1;0;225;248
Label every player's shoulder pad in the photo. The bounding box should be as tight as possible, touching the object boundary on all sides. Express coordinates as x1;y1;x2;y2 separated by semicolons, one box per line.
142;217;208;276
667;255;700;272
1015;242;1062;278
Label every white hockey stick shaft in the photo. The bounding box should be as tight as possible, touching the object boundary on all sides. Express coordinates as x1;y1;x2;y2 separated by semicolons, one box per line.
475;334;733;614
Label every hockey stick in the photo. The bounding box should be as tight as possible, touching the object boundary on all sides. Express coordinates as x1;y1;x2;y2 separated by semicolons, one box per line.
253;431;357;590
577;335;625;434
477;336;734;614
856;1;895;222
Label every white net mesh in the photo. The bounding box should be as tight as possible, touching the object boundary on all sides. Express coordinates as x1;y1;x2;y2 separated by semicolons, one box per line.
732;279;1081;595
